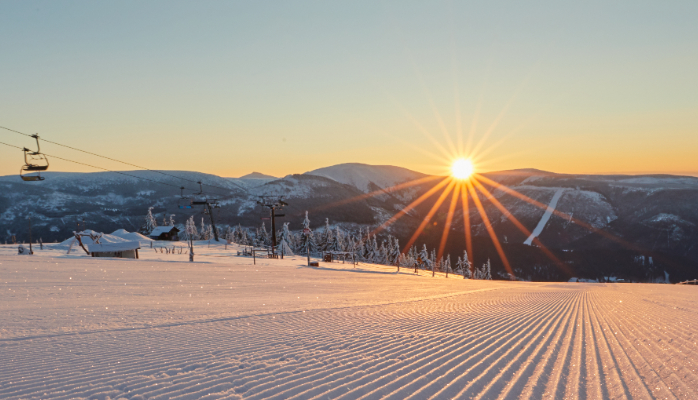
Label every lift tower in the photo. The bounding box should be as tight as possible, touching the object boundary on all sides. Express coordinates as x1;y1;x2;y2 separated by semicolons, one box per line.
256;196;288;250
191;181;221;241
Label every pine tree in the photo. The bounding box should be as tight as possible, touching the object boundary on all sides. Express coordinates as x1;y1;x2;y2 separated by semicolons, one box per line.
388;237;401;266
362;233;374;261
185;216;199;241
444;254;451;278
371;235;380;261
297;211;316;255
329;226;344;252
200;218;210;240
462;250;472;279
169;214;175;227
484;258;492;280
258;222;270;247
162;216;168;226
377;240;388;264
319;218;333;252
418;244;431;271
140;207;158;235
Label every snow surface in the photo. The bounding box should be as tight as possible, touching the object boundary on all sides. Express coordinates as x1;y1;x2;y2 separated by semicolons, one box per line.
524;188;565;245
1;243;697;399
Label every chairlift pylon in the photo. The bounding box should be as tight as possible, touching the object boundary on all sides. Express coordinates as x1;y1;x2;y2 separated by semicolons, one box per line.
20;134;49;182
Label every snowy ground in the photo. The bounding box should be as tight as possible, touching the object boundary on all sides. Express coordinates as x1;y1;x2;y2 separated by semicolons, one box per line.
1;242;697;399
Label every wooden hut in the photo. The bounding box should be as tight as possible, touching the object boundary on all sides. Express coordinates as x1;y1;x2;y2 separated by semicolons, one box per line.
149;226;180;241
86;241;140;259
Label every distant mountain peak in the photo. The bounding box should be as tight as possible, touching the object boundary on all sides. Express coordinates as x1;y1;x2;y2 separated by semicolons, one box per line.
239;172;276;179
305;163;427;193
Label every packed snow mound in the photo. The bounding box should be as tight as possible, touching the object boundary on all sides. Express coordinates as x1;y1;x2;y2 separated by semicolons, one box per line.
110;229;155;245
55;229;156;248
57;230;131;248
305;163;427;193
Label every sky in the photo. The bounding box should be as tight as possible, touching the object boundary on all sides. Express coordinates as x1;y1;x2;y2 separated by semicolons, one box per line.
1;0;697;178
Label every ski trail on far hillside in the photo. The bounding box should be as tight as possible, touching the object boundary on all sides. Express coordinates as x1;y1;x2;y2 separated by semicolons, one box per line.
524;189;565;245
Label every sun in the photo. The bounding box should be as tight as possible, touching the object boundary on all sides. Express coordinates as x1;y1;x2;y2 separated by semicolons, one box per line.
451;158;474;180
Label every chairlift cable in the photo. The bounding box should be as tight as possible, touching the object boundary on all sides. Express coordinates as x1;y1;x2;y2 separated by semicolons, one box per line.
0;125;250;195
0;140;185;190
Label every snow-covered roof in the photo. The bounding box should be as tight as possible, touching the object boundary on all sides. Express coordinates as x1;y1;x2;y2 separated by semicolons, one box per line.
149;226;179;236
86;241;141;253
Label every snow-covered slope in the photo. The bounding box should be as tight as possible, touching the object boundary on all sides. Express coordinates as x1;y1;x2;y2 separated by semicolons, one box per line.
305;163;428;193
2;249;697;399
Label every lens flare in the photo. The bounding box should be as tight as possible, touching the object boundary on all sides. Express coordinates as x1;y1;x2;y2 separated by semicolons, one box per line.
451;158;474;180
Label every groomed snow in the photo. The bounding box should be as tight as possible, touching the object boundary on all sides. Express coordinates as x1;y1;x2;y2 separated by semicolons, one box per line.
1;243;697;399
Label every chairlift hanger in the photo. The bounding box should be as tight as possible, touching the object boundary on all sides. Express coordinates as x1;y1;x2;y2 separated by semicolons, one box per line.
178;186;192;209
20;134;49;182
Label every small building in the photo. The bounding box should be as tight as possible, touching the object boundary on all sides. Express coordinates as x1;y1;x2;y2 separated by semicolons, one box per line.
86;241;141;259
149;226;180;241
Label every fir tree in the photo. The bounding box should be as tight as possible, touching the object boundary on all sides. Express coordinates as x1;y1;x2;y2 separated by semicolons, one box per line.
377;240;388;264
362;233;374;261
258;222;270;247
297;211;316;255
184;216;199;241
329;226;344;252
418;244;431;271
140;207;158;235
169;214;175;227
319;218;333;252
388;237;401;266
463;250;472;279
444;254;451;278
200;218;210;240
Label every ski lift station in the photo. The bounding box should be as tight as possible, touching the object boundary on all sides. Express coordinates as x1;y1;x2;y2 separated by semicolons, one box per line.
149;226;180;241
86;241;141;259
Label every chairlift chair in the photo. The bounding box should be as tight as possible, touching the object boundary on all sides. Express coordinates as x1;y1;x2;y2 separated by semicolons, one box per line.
191;181;208;205
178;187;192;209
20;134;49;182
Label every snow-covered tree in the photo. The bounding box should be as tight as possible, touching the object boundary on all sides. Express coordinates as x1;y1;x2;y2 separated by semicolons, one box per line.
257;222;270;247
169;214;175;227
297;211;316;255
184;216;199;241
328;226;344;252
362;233;374;262
418;244;431;271
318;218;333;252
140;207;158;235
444;254;452;277
388;237;401;266
484;258;492;280
462;250;472;279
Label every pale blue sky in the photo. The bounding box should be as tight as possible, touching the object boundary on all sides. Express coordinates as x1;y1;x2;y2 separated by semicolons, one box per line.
1;1;696;177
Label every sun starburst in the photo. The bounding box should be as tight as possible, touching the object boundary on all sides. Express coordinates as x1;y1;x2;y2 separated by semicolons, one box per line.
451;158;474;180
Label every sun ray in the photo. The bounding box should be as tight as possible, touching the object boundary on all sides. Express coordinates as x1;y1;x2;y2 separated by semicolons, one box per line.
361;118;456;166
304;174;443;217
471;177;572;275
470;113;540;165
372;177;452;236
474;173;647;253
398;106;456;160
437;181;461;261
469;57;545;159
403;179;458;252
466;180;515;278
460;181;474;274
